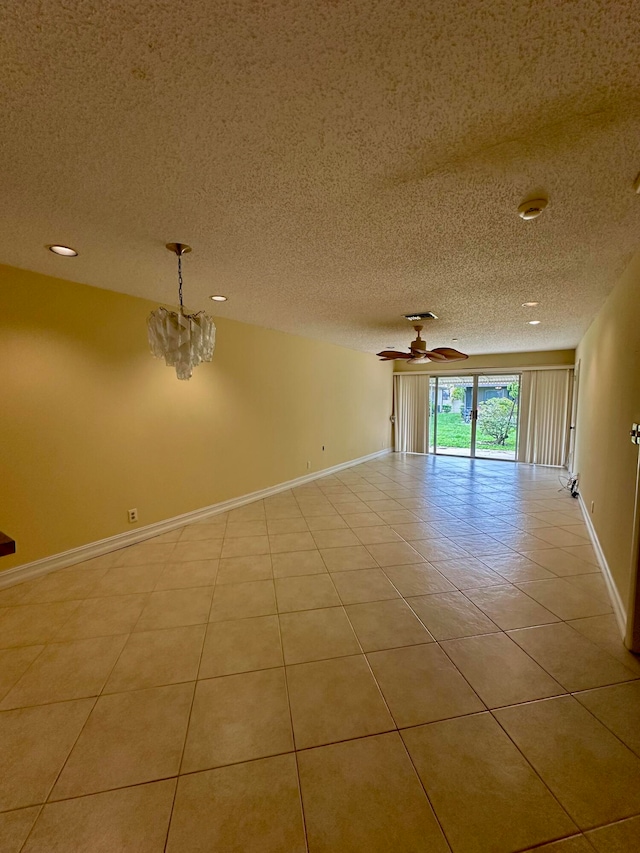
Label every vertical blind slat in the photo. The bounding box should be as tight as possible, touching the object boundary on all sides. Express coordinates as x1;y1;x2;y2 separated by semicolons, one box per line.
517;369;571;466
393;374;430;453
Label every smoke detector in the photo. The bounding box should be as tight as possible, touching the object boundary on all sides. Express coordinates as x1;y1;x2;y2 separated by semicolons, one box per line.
518;198;548;220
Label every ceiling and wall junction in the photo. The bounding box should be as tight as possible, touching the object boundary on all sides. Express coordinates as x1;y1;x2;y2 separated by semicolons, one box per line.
0;0;639;354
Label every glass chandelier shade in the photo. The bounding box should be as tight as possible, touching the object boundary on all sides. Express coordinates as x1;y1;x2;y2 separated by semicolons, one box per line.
147;243;216;380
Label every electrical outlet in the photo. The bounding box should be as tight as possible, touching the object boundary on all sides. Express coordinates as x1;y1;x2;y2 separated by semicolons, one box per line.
590;501;595;514
128;508;138;523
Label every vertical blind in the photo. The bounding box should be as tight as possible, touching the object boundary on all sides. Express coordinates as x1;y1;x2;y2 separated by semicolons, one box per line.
517;369;572;466
393;373;430;453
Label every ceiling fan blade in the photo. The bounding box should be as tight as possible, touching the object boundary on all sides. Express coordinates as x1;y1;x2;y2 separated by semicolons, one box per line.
429;347;469;361
376;350;413;359
424;350;449;362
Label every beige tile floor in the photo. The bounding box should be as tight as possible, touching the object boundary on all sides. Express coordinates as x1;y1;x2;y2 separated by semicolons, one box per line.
1;454;640;851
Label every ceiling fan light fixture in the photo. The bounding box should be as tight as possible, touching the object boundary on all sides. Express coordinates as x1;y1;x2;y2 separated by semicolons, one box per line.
147;242;216;380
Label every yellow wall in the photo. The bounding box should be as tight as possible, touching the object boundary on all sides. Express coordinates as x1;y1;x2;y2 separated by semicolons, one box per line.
574;251;640;624
394;349;575;372
0;265;393;571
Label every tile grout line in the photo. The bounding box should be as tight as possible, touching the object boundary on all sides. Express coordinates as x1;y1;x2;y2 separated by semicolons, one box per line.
37;693;100;808
488;702;586;840
277;589;311;853
568;690;640;761
15;804;44;853
0;643;49;707
36;591;155;814
161;577;213;853
396;728;457;852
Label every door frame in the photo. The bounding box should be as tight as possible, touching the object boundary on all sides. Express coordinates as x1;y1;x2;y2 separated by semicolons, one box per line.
567;360;580;473
429;374;476;458
626;443;640;653
429;372;521;461
470;378;479;457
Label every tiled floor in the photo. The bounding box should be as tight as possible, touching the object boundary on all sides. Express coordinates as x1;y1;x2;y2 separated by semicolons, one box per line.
1;454;640;851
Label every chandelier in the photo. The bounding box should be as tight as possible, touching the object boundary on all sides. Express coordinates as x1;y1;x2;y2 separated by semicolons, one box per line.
147;243;216;380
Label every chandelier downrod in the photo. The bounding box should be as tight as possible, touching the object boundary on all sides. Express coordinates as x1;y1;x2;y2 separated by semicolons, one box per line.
166;243;192;311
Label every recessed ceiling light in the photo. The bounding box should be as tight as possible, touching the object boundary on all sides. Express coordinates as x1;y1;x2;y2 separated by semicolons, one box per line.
518;198;548;220
528;320;541;325
47;244;78;256
452;338;458;342
522;301;539;307
210;295;227;302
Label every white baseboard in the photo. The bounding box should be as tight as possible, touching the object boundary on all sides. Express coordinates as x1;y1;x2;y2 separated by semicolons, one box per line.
578;494;627;637
0;448;393;589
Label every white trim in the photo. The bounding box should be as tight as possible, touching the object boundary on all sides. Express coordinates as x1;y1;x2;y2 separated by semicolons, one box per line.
0;448;392;589
395;364;574;376
578;494;627;637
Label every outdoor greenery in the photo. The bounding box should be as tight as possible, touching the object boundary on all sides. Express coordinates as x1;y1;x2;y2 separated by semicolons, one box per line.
429;411;518;452
477;397;518;446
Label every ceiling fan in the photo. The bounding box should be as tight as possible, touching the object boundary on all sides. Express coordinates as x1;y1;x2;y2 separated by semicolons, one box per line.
377;326;469;363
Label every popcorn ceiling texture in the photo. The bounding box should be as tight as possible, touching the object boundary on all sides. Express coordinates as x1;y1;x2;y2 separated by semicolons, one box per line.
0;0;639;354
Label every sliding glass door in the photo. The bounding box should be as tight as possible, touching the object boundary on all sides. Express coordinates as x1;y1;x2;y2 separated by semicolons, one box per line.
429;375;476;457
429;373;521;460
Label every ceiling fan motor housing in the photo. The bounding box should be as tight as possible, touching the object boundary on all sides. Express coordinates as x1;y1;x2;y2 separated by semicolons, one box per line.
411;325;427;354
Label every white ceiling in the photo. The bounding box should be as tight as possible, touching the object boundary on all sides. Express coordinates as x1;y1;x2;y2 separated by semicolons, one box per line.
1;0;639;354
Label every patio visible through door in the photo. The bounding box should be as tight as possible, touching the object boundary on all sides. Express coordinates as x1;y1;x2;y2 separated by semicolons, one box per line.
429;373;521;460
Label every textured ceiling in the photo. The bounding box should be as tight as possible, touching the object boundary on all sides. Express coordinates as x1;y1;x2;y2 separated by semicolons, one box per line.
1;0;639;355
